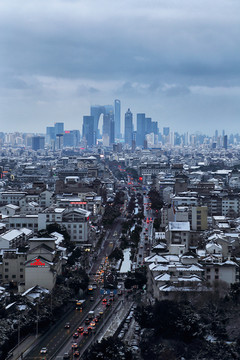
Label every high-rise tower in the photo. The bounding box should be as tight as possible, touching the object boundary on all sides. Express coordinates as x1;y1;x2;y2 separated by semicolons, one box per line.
114;99;121;139
136;113;146;146
82;116;95;147
124;108;133;146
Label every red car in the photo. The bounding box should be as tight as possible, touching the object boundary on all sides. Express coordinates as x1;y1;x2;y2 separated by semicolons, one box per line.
73;332;79;339
102;298;107;303
77;327;84;333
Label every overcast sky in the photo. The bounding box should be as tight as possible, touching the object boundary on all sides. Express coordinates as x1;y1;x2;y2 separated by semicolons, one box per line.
1;0;240;135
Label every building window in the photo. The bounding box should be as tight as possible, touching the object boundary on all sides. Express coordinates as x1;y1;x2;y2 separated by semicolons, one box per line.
12;275;16;279
215;275;219;280
215;268;219;273
20;275;23;279
5;262;9;265
20;268;23;272
5;275;8;279
5;268;8;272
207;268;210;272
207;275;210;280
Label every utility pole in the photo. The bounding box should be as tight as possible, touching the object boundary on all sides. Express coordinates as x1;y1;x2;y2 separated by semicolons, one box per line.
50;291;53;315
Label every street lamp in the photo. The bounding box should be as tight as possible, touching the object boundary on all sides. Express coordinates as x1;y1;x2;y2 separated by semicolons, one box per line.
18;315;21;353
36;301;39;338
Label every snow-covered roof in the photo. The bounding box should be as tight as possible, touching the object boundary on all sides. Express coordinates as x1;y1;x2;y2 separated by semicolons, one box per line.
155;273;171;282
6;302;16;310
20;228;33;236
51;232;64;244
206;242;222;251
221;260;238;267
152;242;167;250
1;229;23;241
6;204;19;210
149;263;168;271
168;221;190;231
144;254;169;264
54;208;65;213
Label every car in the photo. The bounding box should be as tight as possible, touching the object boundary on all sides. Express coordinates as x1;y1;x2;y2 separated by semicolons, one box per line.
94;317;99;323
73;332;79;338
40;347;47;354
72;343;78;349
90;321;96;327
73;350;80;357
63;353;70;359
99;310;104;316
106;302;111;307
102;298;107;303
85;318;90;324
90;296;94;301
64;322;70;329
87;326;92;331
83;330;89;336
77;326;84;333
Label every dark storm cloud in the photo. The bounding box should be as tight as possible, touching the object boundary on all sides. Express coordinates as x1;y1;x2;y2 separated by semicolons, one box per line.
0;0;240;132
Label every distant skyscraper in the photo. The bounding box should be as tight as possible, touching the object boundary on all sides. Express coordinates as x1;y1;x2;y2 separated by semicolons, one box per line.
32;136;45;151
103;111;115;145
82;116;95;147
46;126;55;144
124;108;133;146
163;127;170;136
163;127;170;144
145;117;152;134
56;134;64;150
223;135;228;149
90;105;114;141
151;121;158;135
114;99;121;139
54;122;64;136
63;130;80;147
136;113;146;146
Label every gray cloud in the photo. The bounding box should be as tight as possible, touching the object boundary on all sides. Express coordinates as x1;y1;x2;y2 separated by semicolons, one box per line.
0;0;240;133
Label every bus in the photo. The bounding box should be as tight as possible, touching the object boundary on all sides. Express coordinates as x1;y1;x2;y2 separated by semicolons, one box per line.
76;299;85;311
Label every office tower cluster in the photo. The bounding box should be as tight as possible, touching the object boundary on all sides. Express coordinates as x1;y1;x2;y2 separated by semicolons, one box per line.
136;113;158;147
45;122;80;150
82;100;159;149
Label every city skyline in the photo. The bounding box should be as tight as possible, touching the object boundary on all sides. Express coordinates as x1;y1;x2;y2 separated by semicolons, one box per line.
1;0;240;133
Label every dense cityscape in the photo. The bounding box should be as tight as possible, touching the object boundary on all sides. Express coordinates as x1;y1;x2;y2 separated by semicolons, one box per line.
0;99;240;359
1;0;240;359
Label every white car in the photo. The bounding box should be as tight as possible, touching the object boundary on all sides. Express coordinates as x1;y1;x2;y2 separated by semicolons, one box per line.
40;347;47;354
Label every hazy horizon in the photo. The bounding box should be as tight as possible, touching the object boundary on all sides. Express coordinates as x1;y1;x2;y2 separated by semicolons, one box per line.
1;0;240;134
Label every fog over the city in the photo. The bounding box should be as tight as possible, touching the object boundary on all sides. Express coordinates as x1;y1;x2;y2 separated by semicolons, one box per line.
0;0;240;134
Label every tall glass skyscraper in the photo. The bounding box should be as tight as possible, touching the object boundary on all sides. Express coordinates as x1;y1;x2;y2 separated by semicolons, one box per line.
124;108;133;146
136;113;146;146
82;116;95;147
114;99;121;139
103;111;115;145
54;122;64;136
